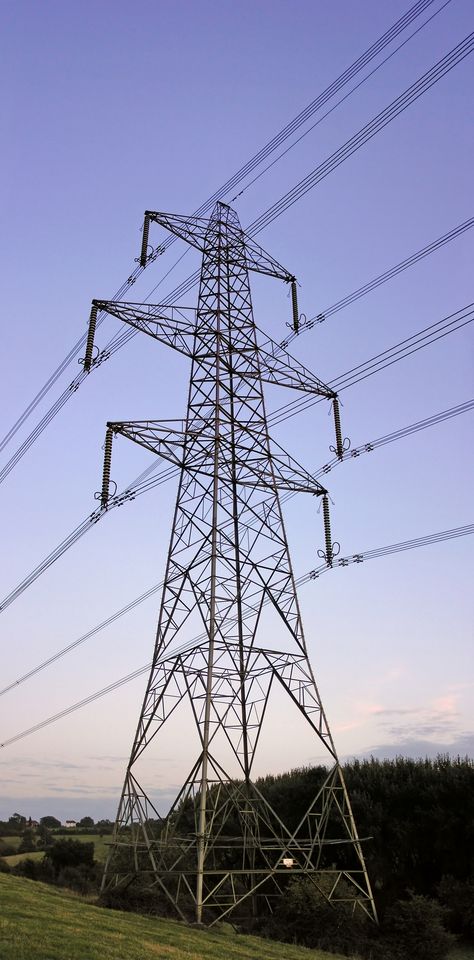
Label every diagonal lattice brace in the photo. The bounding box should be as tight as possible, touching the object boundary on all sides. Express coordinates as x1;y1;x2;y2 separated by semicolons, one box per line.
91;299;196;358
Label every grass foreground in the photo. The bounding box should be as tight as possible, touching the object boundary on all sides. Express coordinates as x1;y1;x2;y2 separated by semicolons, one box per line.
0;873;345;960
1;874;472;960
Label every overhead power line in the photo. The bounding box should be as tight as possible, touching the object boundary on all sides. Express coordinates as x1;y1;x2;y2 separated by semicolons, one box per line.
95;31;474;370
282;215;474;344
1;520;472;750
0;305;471;615
1;23;470;488
229;0;454;203
268;303;474;428
1;0;440;461
0;458;167;613
1;396;472;696
247;32;474;235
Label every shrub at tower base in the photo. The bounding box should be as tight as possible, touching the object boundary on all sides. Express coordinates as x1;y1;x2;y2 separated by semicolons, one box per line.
265;883;455;959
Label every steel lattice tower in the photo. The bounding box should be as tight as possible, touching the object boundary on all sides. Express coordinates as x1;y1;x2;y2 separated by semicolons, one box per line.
86;202;376;925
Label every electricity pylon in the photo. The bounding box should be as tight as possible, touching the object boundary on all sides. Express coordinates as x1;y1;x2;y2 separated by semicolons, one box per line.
86;202;376;925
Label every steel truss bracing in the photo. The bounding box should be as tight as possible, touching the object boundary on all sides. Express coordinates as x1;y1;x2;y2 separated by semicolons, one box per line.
96;202;376;925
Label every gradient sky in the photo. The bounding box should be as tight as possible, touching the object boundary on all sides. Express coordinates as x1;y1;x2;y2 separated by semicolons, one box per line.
0;0;473;822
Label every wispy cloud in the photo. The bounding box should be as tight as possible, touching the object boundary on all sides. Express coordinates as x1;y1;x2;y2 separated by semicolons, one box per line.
355;731;474;762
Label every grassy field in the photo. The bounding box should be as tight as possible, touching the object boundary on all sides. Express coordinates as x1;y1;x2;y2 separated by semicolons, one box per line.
0;835;22;849
1;832;110;866
0;873;344;960
54;833;111;861
2;849;45;867
0;873;472;960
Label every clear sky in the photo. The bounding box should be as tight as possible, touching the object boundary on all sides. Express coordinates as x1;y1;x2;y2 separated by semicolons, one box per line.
0;0;473;822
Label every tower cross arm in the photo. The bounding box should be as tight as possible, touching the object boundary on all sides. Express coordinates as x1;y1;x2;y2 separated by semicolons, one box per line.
108;420;195;472
142;207;293;281
226;433;327;496
145;211;210;253
234;231;294;282
92;300;196;358
256;327;334;398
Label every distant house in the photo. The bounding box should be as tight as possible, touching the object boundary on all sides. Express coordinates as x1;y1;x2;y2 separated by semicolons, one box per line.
64;819;77;829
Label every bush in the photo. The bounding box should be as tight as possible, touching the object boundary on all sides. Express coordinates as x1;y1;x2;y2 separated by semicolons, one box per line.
267;878;371;955
438;875;474;940
56;863;100;894
377;894;455;960
45;839;94;877
101;885;161;916
0;857;11;873
12;858;43;881
266;883;454;960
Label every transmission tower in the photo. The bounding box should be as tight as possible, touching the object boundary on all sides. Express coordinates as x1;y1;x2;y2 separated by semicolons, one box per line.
85;202;376;925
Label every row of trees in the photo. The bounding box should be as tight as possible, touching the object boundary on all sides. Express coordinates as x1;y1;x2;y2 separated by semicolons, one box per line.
0;813;113;835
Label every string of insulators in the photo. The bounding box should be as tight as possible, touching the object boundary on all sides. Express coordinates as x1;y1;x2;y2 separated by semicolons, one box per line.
140;212;150;267
322;494;333;567
290;279;299;334
84;303;98;372
332;396;344;460
101;427;114;510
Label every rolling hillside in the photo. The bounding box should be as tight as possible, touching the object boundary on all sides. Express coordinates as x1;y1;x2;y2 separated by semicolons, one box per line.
0;873;344;960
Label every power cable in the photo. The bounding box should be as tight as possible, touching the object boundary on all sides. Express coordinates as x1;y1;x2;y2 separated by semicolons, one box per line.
1;520;472;749
267;303;474;429
1;0;439;459
0;458;166;614
1;396;472;695
246;32;474;236
104;31;474;366
0;17;468;487
281;215;474;344
230;0;454;203
0;306;470;615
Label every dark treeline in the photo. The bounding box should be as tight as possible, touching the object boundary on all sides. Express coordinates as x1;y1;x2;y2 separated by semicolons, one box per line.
254;755;474;955
256;755;474;909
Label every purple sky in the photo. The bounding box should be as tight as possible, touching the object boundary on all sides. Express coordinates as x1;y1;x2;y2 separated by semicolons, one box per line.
1;0;473;821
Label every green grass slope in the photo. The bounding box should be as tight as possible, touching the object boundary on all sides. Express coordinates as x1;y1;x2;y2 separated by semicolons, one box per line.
0;873;345;960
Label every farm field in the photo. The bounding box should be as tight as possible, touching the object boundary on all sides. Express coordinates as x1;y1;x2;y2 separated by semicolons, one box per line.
0;835;22;849
0;832;110;866
54;833;111;861
0;873;345;960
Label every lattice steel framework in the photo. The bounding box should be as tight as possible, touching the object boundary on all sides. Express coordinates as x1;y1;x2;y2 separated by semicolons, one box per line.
90;202;376;925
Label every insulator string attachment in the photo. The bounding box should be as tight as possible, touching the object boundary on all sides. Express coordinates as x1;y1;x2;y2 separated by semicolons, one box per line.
332;396;344;460
84;303;98;372
322;494;333;566
290;279;299;334
101;427;114;509
140;212;150;267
